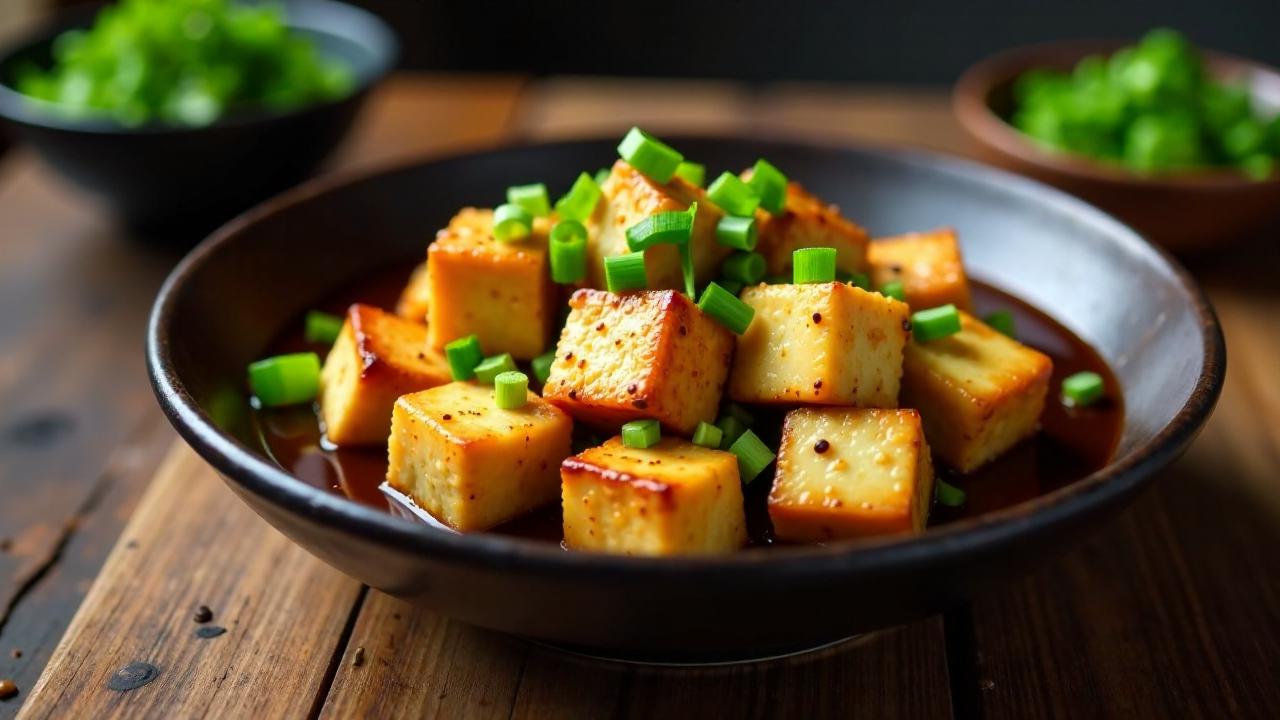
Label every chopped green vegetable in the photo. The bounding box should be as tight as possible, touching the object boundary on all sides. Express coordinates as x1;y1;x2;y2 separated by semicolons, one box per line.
717;279;744;295
879;279;906;302
723;403;755;429
845;272;872;291
507;183;551;217
492;203;533;242
697;282;755;335
715;415;748;449
604;252;648;293
617;127;683;183
555;172;603;222
706;172;761;217
621;419;661;449
792;247;836;284
626;208;694;251
729;430;774;483
936;479;967;507
531;350;556;384
248;352;320;407
720;251;766;285
1062;371;1105;407
593;167;611;187
911;304;962;342
715;215;758;251
984;309;1017;338
445;335;484;381
304;311;342;345
747;159;787;214
674;161;706;187
549;220;588;284
493;371;529;409
474;353;517;384
691;421;723;449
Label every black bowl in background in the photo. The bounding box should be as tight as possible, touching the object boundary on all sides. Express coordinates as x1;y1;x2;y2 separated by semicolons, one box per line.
147;137;1224;664
0;0;397;237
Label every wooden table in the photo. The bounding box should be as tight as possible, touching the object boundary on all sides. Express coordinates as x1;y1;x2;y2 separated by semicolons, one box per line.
1;75;1277;719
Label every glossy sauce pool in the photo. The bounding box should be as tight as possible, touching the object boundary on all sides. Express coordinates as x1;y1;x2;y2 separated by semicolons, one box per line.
253;264;1124;546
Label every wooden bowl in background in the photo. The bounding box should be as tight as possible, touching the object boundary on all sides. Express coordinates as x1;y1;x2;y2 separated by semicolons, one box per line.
954;40;1280;254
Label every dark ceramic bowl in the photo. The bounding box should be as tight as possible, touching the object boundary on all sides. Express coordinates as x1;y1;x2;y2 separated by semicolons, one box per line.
954;39;1280;254
147;137;1224;664
0;0;396;235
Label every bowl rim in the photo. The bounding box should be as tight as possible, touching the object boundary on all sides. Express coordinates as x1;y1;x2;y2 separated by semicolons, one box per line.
953;37;1280;190
146;133;1226;581
0;0;398;135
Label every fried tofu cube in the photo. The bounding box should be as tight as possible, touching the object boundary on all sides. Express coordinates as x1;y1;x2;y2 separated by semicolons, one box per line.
543;289;734;435
387;381;573;532
901;312;1052;472
587;160;730;290
868;228;972;310
426;208;555;360
319;304;452;446
395;260;431;322
728;282;910;407
561;437;747;555
769;408;934;542
751;181;870;276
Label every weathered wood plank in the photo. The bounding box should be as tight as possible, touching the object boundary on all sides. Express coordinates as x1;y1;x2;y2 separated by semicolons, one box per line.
16;446;364;719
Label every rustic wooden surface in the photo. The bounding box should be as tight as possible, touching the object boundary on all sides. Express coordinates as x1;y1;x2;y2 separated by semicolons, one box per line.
1;74;1276;719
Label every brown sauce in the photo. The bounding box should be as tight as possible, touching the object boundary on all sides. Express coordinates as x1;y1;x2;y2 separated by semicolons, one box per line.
252;263;1124;546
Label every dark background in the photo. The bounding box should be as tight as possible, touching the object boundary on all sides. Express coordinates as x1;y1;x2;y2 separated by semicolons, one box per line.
355;0;1276;83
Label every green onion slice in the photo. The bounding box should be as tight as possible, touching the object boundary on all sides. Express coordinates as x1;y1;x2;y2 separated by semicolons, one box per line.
983;309;1017;338
879;279;906;302
724;402;755;428
621;419;661;449
729;429;775;483
707;171;761;217
304;310;343;345
911;304;962;342
936;479;967;507
697;281;755;335
555;172;603;222
248;352;320;408
674;161;706;187
691;421;723;449
747;159;787;214
716;415;748;449
593;167;611;187
792;247;837;284
445;335;484;381
845;272;872;291
493;371;529;409
720;251;766;285
492;203;533;242
715;215;758;251
604;251;648;293
617;127;683;183
1061;371;1105;407
531;350;556;384
550;220;588;284
474;353;517;384
717;279;744;295
626;207;695;251
506;183;551;217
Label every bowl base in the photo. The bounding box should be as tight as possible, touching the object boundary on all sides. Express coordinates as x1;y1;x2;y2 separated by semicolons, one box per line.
526;632;875;668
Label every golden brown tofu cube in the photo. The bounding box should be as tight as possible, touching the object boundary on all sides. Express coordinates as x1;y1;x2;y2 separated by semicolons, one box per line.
543;289;734;435
901;311;1052;472
561;437;747;555
728;282;910;407
587;160;730;290
387;382;573;532
319;304;452;446
769;408;934;542
868;228;972;310
426;208;556;360
395;259;431;323
752;181;870;276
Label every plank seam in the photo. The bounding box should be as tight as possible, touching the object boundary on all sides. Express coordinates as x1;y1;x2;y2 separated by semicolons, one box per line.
307;584;370;720
943;604;982;720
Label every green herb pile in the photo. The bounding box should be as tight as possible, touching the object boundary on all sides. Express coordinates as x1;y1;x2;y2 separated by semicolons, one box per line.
14;0;354;127
1012;29;1279;179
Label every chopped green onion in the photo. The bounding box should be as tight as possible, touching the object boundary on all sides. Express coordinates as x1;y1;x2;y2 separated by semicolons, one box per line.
911;304;962;342
747;159;787;214
707;171;761;217
492;203;533;242
674;161;706;187
792;247;837;284
617;127;683;183
715;215;758;251
555;172;603;222
716;415;748;449
717;279;744;295
679;237;697;298
936;479;967;507
724;403;755;428
1061;371;1105;407
697;282;755;335
846;272;872;291
493;371;529;409
721;251;766;285
445;335;484;381
604;252;648;293
593;167;611;187
474;353;517;384
879;279;906;302
729;429;775;483
531;350;556;384
550;220;588;284
304;311;343;344
626;208;694;251
692;421;723;449
506;183;551;217
248;352;320;408
984;309;1017;338
621;419;661;449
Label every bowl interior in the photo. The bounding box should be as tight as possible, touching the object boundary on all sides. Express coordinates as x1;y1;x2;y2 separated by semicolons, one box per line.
156;136;1219;556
